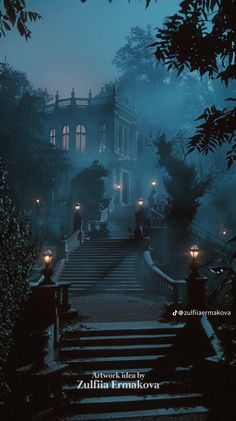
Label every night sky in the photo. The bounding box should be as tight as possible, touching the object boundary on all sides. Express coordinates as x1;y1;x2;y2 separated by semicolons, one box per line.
1;0;180;97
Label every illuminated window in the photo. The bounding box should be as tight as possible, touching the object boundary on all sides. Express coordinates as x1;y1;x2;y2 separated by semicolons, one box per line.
62;125;69;150
49;128;56;145
99;122;107;153
76;124;86;152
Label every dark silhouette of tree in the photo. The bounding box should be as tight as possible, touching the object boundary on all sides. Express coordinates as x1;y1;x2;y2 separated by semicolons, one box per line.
154;133;212;228
0;158;35;397
70;161;109;220
0;63;70;207
113;25;164;86
150;0;236;168
0;0;41;39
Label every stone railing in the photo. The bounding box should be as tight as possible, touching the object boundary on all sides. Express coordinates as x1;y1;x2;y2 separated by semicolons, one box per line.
191;222;232;255
143;250;186;305
109;195;115;213
100;207;109;223
64;228;82;263
30;258;72;324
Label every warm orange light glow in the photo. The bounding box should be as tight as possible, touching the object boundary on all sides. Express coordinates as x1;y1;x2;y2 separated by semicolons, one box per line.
43;249;53;265
190;245;199;260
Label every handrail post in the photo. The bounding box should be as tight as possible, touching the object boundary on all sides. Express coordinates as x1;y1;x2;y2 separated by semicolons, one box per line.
172;283;179;306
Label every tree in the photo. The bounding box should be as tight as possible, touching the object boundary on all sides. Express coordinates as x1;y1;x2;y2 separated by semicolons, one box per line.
154;133;211;228
0;0;41;39
113;25;165;87
70;161;109;220
0;63;70;207
0;158;35;398
84;0;235;168
149;0;236;168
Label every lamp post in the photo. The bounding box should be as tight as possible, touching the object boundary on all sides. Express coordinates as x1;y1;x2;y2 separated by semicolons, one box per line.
114;184;121;204
40;249;55;285
186;244;207;310
151;180;157;190
137;198;144;208
75;203;80;212
73;202;82;233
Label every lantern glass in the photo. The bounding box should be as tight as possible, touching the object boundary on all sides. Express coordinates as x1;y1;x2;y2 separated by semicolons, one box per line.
138;199;144;207
151;180;157;187
190;245;199;259
75;203;80;211
43;249;53;265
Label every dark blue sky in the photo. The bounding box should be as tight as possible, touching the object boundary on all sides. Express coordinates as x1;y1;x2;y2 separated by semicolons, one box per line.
1;0;180;97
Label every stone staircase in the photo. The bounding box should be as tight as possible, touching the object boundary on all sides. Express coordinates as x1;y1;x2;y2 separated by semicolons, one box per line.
59;206;140;295
60;239;143;295
108;206;135;239
59;321;208;420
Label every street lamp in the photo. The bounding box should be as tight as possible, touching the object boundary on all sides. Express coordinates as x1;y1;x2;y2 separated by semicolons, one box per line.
43;249;53;266
151;180;157;188
35;198;40;205
137;198;144;207
187;244;207;310
40;249;55;285
115;184;121;191
73;203;82;233
75;203;81;212
190;244;199;260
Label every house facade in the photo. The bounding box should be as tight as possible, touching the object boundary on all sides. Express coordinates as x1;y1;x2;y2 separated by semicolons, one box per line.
44;86;139;206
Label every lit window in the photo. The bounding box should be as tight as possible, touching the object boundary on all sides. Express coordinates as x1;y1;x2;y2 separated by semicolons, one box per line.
99;122;107;153
76;124;86;152
62;125;69;150
49;128;56;145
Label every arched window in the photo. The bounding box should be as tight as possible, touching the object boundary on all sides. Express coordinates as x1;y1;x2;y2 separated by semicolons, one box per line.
49;128;56;145
76;124;86;152
62;125;69;151
99;122;107;153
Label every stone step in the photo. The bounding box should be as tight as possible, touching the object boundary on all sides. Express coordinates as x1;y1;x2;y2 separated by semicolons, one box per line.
65;392;204;413
62;322;184;337
62;405;208;420
68;288;145;292
64;355;165;370
60;333;176;347
59;343;173;359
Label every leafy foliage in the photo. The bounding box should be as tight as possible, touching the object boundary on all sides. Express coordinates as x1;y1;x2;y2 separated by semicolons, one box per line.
0;0;41;39
0;63;70;207
188;102;236;169
154;133;212;225
70;161;108;220
0;159;36;398
113;25;161;85
149;0;236;167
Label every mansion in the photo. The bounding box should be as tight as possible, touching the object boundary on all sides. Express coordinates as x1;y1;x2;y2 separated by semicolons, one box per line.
44;86;139;206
